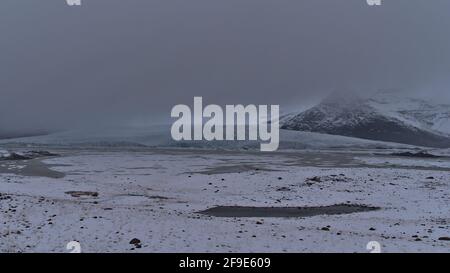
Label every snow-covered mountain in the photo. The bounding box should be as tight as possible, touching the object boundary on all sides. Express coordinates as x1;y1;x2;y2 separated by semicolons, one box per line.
281;91;450;148
368;91;450;136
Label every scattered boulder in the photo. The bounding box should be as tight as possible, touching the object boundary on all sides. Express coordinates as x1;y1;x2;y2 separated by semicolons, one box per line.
129;238;142;248
1;153;32;161
29;151;59;157
0;150;59;161
276;187;291;192
306;176;321;185
308;176;322;182
129;238;141;244
390;151;441;158
65;191;99;198
305;175;351;185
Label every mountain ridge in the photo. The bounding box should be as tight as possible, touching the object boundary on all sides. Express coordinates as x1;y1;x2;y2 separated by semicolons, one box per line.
281;92;450;148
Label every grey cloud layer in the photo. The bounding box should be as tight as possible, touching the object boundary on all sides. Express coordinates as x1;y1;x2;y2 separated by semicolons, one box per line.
1;0;449;131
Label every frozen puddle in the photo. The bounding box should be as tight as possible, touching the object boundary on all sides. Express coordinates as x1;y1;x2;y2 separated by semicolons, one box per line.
199;204;380;218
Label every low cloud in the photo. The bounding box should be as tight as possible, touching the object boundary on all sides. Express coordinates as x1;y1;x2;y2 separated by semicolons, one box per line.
1;0;450;132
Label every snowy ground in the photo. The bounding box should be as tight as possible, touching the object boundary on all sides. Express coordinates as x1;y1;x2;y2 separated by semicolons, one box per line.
0;148;449;253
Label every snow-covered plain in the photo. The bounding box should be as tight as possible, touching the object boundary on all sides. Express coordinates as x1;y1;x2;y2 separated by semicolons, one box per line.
1;147;449;253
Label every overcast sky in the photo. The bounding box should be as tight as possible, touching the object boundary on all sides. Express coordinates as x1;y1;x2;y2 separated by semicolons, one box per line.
1;0;450;132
